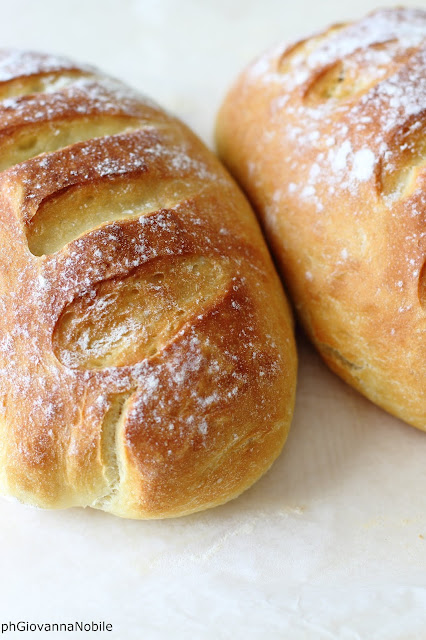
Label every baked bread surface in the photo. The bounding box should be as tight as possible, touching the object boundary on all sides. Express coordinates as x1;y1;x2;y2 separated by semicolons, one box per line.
217;8;426;429
0;51;297;518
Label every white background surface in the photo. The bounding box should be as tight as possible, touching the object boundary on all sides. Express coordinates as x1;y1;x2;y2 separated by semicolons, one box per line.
0;0;426;638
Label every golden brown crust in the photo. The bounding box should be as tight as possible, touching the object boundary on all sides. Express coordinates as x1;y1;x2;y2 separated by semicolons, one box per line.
0;50;297;517
216;7;426;429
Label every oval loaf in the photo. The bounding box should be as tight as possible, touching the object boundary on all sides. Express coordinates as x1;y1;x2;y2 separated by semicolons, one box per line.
0;50;297;518
217;8;426;429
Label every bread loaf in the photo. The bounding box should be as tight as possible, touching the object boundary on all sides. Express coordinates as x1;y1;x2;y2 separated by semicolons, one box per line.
0;51;297;518
217;8;426;429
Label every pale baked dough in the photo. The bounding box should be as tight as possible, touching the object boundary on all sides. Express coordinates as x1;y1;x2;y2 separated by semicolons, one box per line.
217;8;426;429
0;51;297;518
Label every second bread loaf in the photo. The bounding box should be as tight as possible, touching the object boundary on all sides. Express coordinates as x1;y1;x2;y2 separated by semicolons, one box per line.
217;8;426;429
